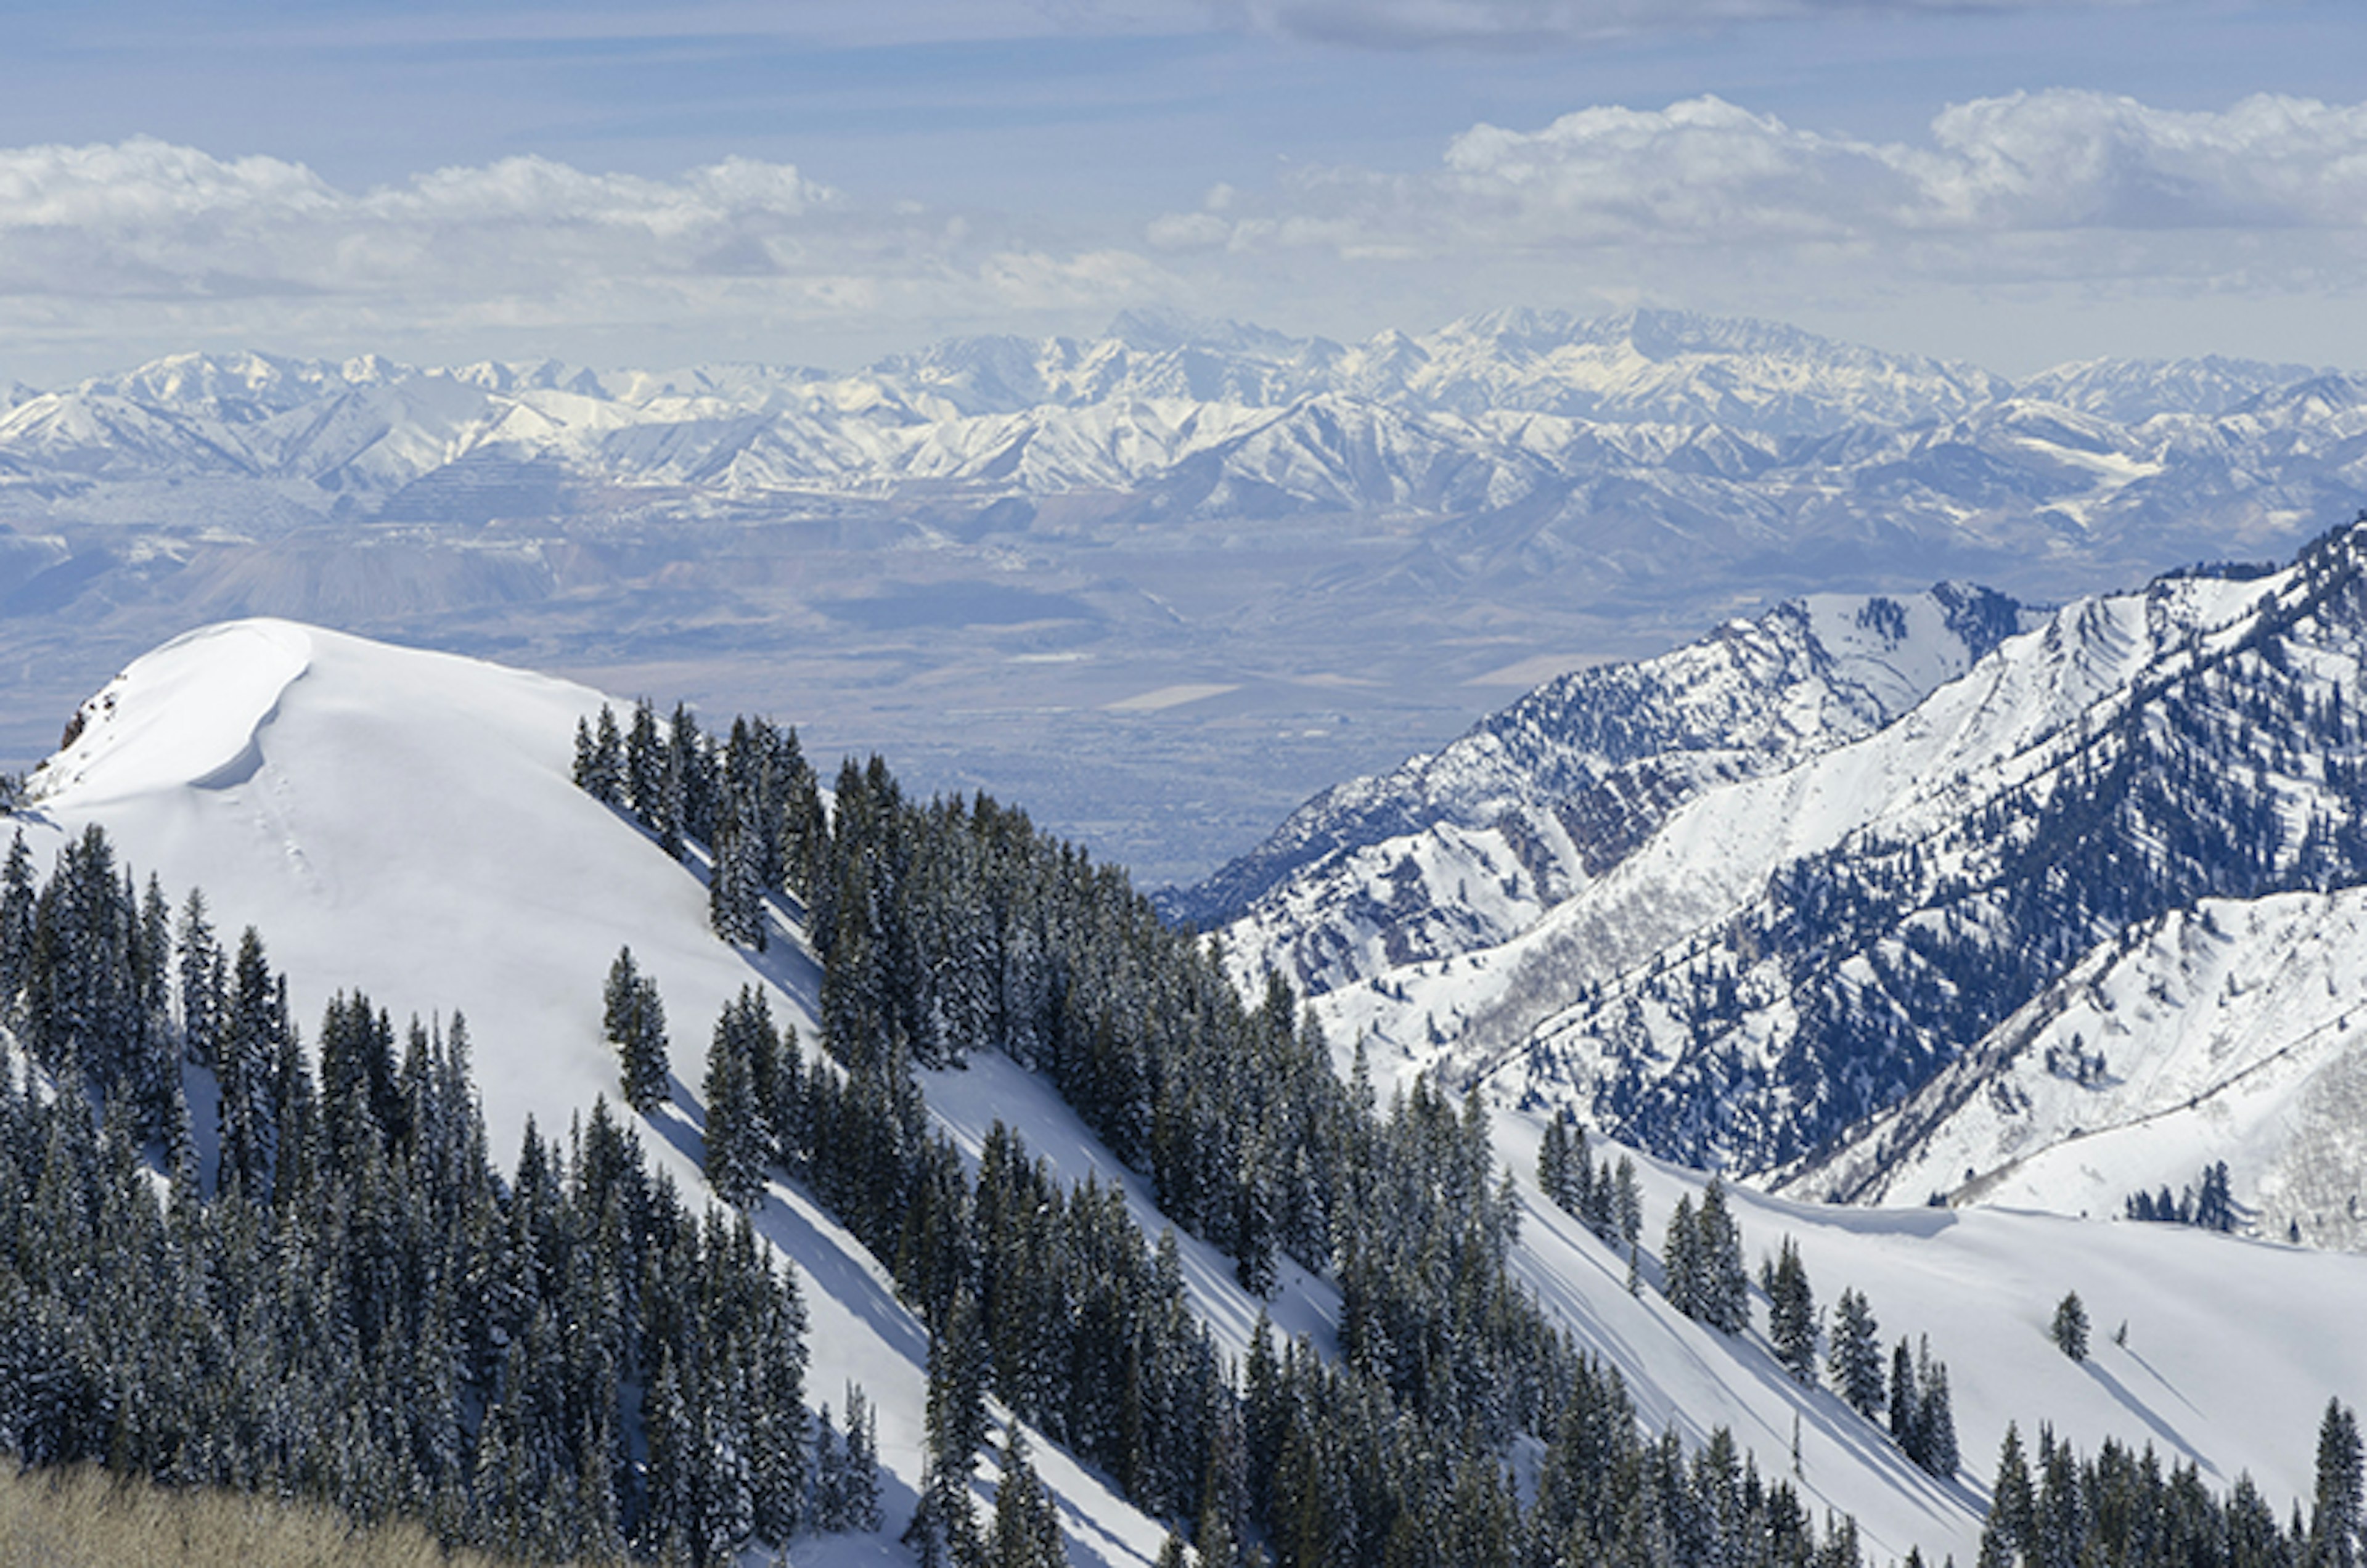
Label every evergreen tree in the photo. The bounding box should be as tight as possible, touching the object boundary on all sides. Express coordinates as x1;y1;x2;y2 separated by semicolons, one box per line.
1694;1178;1749;1333
216;926;281;1198
2315;1399;2363;1568
1616;1155;1643;1247
844;1384;883;1532
1665;1193;1701;1317
572;715;598;794
991;1429;1068;1568
1889;1339;1919;1459
814;1402;849;1532
2051;1292;2090;1362
703;987;770;1208
927;1288;993;1488
625;698;664;828
174;888;221;1069
0;830;35;1031
1539;1111;1584;1214
1827;1288;1886;1420
1914;1337;1958;1478
578;704;626;805
1765;1236;1818;1386
708;800;769;950
602;946;670;1114
1978;1424;2035;1568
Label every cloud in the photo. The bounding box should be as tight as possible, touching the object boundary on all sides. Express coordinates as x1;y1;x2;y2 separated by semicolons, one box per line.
1204;0;2163;47
0;138;1176;371
1154;90;2367;269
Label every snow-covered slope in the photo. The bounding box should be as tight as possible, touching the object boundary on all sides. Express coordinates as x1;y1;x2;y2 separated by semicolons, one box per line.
1781;888;2367;1251
11;617;2367;1567
12;621;1188;1568
1249;523;2367;1249
1498;1109;2367;1568
1177;583;2030;993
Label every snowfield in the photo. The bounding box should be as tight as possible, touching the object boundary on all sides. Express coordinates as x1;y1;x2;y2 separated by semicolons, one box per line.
14;618;2367;1566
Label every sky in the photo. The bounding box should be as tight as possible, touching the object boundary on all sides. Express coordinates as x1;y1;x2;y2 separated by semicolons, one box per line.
1;0;2363;384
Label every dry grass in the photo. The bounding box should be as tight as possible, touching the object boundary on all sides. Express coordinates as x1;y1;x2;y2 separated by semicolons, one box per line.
0;1464;532;1568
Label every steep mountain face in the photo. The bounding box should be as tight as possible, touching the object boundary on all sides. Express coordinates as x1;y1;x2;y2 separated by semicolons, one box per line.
1264;525;2367;1244
1173;583;2031;990
1778;885;2367;1248
1505;533;2367;1172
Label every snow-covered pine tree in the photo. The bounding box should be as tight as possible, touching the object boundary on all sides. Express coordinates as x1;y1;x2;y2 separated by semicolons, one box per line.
1915;1337;1958;1477
602;946;669;1114
845;1383;883;1532
702;987;769;1209
812;1402;848;1532
1889;1339;1919;1460
2051;1291;2090;1362
624;698;663;828
1977;1424;2035;1568
708;799;767;950
1664;1193;1701;1317
1765;1236;1818;1385
991;1428;1068;1568
1696;1177;1749;1334
1616;1156;1643;1247
0;831;33;1029
1539;1111;1577;1213
1827;1288;1884;1421
674;704;721;847
586;703;626;804
216;926;282;1198
174;887;220;1068
571;715;597;794
2315;1398;2364;1568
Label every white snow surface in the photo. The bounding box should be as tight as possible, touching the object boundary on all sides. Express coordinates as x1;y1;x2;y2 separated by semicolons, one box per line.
1313;569;2287;1093
1783;888;2367;1251
17;616;2367;1568
1213;585;2032;1002
16;619;1180;1568
1500;1109;2367;1567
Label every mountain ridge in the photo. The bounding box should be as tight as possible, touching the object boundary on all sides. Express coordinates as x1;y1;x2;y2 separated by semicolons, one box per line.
5;304;2364;893
1236;520;2367;1255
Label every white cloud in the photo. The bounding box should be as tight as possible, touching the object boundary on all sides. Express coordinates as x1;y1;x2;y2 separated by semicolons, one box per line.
0;138;1179;373
1158;90;2367;267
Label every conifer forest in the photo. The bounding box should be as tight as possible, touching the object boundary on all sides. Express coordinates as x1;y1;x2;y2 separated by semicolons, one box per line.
0;675;2359;1568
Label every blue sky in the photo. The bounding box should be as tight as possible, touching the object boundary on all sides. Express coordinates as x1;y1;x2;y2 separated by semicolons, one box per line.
1;0;2362;380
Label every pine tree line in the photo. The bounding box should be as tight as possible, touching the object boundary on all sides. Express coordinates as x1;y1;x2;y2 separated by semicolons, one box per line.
580;719;1574;1446
0;828;878;1568
573;701;823;952
1973;1400;2363;1568
652;951;1235;1543
583;720;1884;1568
1539;1109;1643;1254
2125;1160;2237;1231
1664;1177;1750;1333
1818;1276;1957;1480
1551;1140;1963;1488
1243;1322;1867;1568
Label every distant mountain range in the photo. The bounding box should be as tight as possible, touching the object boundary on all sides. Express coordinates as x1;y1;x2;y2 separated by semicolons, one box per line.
0;308;2344;530
1;307;2360;887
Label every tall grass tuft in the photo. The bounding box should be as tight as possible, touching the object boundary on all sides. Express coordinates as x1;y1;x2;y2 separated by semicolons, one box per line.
0;1464;563;1568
